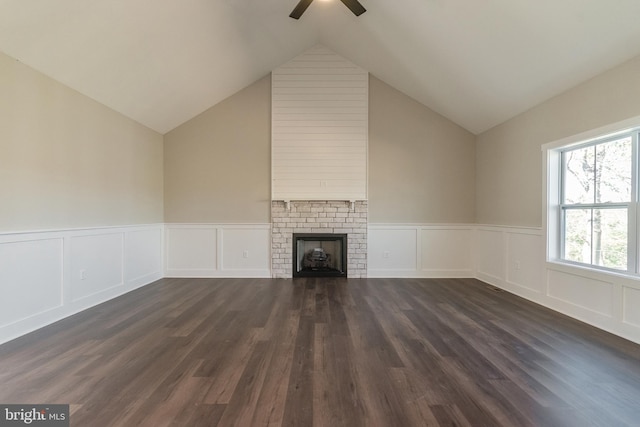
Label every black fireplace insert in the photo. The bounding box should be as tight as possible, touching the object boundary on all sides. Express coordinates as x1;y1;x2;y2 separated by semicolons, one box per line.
293;233;347;277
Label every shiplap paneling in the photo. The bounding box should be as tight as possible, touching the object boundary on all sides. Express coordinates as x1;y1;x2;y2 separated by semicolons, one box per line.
272;45;368;201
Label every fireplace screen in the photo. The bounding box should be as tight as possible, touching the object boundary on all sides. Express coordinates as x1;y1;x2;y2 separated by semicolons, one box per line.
293;233;347;277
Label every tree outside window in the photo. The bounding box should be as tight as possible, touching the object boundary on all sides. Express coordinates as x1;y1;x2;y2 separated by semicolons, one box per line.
561;135;633;270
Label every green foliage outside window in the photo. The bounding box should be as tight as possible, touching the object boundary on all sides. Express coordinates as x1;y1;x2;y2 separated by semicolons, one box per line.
562;136;632;270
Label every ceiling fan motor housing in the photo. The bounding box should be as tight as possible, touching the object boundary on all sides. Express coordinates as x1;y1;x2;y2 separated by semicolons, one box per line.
290;0;366;19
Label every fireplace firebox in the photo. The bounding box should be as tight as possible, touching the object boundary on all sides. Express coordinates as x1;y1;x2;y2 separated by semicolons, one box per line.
293;233;347;278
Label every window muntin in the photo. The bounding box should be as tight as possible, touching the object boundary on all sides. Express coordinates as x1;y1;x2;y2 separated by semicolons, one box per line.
559;132;636;272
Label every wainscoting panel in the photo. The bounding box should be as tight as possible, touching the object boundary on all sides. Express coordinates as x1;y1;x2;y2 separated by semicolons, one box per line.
165;224;271;278
0;224;164;345
165;226;218;273
368;225;473;278
421;227;473;276
476;228;505;283
221;227;271;273
623;286;640;328
70;232;124;302
368;227;417;275
4;221;640;347
0;237;63;329
547;269;614;318
506;230;544;294
473;224;640;345
475;226;544;302
125;228;163;285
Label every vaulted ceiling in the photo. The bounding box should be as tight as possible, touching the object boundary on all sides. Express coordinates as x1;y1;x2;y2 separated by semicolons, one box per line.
2;0;640;135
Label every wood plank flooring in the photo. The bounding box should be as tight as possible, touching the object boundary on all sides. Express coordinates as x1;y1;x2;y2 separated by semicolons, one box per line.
1;278;639;426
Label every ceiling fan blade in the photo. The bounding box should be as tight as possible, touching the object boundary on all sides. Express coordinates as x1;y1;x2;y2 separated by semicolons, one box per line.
339;0;366;16
290;0;314;19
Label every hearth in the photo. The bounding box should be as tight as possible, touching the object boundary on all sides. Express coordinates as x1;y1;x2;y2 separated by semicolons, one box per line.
293;233;347;278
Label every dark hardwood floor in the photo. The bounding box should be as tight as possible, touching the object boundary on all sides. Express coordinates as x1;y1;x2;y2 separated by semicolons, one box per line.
1;278;639;426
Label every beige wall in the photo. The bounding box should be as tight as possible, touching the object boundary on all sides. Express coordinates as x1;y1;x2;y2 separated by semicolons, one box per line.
6;44;640;232
163;74;272;223
476;55;640;227
0;52;163;232
164;74;476;225
368;76;476;223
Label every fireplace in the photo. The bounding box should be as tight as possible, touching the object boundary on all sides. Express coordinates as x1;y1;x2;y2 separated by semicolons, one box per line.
271;200;367;278
293;233;347;278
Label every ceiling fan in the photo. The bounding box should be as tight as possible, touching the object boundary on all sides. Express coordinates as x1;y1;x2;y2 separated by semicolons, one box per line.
289;0;366;19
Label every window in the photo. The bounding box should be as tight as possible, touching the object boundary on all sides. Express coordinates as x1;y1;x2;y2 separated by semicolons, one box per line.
554;129;638;273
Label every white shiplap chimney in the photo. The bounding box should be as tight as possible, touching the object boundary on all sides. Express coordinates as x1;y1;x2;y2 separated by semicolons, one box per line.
271;45;368;201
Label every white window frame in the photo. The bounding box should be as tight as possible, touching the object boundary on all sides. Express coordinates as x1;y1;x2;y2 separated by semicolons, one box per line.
560;133;637;272
544;116;640;277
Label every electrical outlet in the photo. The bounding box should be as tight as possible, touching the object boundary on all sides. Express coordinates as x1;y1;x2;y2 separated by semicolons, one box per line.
243;250;249;259
79;270;87;280
515;260;521;270
383;251;390;259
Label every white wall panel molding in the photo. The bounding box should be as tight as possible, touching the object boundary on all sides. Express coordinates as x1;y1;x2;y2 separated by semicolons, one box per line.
475;225;544;299
70;232;125;302
0;224;164;345
623;287;640;328
368;224;474;278
166;225;218;274
474;224;640;345
475;228;505;284
0;238;64;329
165;224;271;278
547;269;614;320
125;228;163;286
5;220;638;347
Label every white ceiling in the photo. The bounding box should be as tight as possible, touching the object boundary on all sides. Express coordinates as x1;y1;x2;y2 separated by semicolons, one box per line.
2;0;640;135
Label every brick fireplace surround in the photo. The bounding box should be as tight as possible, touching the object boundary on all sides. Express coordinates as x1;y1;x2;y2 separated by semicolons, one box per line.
271;201;367;278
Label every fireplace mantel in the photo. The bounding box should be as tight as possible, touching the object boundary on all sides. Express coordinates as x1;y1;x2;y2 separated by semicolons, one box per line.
274;199;366;211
